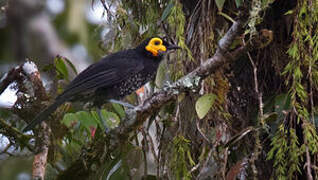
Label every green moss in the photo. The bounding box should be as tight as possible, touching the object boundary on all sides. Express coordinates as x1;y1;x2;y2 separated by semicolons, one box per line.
170;135;194;180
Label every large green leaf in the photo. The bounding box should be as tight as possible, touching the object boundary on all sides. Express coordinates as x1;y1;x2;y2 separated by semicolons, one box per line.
215;0;226;11
100;110;120;129
62;113;78;127
112;103;126;119
195;94;217;119
76;111;97;130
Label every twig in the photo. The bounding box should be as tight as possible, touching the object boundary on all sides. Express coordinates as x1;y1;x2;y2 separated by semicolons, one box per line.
243;39;263;180
196;118;211;144
243;41;264;124
302;121;313;180
222;147;229;179
190;162;201;173
99;0;114;21
32;122;50;180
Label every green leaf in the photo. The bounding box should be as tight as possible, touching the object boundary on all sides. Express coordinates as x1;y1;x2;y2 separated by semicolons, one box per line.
63;56;78;75
100;110;120;129
76;111;97;130
112;103;126;119
195;94;216;119
161;1;174;21
62;113;78;127
54;56;69;80
90;110;105;131
215;0;226;11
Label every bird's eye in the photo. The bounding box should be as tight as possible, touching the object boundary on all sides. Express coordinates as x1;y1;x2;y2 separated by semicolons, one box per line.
154;41;161;46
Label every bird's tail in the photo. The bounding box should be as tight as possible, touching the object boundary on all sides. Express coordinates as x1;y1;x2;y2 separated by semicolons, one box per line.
23;100;64;132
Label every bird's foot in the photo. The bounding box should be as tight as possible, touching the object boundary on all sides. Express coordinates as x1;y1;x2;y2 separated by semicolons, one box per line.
97;109;111;134
108;99;135;109
162;81;174;91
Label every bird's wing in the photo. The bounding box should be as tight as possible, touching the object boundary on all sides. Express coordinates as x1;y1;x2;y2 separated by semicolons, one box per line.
57;55;144;100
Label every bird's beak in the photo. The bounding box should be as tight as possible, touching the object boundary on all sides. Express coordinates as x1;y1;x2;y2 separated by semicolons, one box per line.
166;44;181;50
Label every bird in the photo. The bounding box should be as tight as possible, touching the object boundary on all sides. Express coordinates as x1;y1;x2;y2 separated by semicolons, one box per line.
23;37;180;132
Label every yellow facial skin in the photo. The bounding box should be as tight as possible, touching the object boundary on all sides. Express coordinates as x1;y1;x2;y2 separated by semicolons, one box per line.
145;38;167;56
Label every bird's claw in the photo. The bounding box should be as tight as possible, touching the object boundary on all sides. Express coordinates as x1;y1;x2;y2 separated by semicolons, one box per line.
108;99;135;109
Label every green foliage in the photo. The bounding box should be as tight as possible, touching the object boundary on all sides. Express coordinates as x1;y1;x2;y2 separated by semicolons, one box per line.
167;0;193;80
195;93;217;119
62;113;78;128
52;56;78;82
54;56;69;80
62;109;121;133
267;126;301;179
268;1;318;179
170;135;195;180
99;109;120;129
287;128;302;179
111;103;126;119
302;122;318;154
283;0;318;120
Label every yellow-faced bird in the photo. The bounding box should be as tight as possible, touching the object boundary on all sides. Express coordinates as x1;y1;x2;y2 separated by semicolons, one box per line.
23;37;180;131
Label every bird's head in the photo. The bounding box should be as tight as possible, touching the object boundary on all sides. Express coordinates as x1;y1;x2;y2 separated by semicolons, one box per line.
137;37;181;57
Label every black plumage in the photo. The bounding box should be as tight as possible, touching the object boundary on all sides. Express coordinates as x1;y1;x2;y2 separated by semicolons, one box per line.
23;37;180;131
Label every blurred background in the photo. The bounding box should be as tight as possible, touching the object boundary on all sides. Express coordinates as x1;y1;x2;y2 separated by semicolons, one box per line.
0;0;109;74
0;0;112;179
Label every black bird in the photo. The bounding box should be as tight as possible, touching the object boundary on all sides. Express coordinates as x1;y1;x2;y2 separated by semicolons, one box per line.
23;37;180;132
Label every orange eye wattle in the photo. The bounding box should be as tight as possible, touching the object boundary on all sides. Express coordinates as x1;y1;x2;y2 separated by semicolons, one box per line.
145;37;167;56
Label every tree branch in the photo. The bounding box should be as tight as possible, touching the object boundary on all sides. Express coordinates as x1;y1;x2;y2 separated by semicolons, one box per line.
32;122;50;180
